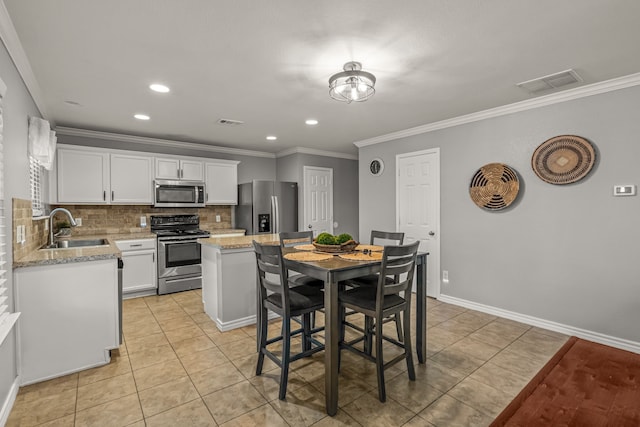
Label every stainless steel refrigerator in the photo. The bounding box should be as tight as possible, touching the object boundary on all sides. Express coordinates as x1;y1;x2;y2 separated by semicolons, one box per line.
235;180;298;235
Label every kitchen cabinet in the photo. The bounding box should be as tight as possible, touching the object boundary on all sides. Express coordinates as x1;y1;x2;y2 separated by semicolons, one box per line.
205;160;239;205
109;154;154;203
14;259;119;385
57;147;154;204
116;238;157;297
155;157;204;181
57;149;109;203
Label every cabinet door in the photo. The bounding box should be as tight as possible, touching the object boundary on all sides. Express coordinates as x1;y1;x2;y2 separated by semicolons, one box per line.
121;250;157;294
155;157;181;180
180;160;204;181
205;162;238;204
57;149;109;203
110;154;153;204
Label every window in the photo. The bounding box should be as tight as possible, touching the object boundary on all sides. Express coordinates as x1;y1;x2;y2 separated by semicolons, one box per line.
29;156;44;216
0;77;19;346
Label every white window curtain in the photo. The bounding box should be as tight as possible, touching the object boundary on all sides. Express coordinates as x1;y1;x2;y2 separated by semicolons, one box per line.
0;77;20;346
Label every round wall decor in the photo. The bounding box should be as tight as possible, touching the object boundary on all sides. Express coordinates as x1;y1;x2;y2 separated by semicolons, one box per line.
369;158;384;176
469;163;520;211
532;135;595;185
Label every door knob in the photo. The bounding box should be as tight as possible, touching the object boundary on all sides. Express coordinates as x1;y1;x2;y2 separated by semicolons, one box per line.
308;224;312;229
428;231;435;236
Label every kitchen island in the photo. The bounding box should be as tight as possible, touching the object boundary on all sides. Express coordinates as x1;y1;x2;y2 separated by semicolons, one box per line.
198;234;278;331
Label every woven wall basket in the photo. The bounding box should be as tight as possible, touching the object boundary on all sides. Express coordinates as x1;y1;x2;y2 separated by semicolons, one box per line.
469;163;520;211
532;135;596;185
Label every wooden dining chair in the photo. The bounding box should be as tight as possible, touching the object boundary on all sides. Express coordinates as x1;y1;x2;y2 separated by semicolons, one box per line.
253;241;325;400
339;240;419;402
345;230;405;342
279;231;325;289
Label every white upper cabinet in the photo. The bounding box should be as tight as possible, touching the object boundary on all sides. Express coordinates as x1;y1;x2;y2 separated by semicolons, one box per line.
55;145;238;206
110;154;154;204
205;160;239;205
57;149;110;203
155;157;204;181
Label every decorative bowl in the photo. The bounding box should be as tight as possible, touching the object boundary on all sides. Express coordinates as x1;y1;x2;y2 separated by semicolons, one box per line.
312;239;358;253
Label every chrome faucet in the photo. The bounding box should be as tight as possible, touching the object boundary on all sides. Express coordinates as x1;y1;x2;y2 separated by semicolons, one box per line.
49;208;78;247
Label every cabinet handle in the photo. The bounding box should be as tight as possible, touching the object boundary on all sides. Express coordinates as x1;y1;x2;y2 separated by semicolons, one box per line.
103;190;106;201
152;253;155;263
111;191;114;201
130;244;143;247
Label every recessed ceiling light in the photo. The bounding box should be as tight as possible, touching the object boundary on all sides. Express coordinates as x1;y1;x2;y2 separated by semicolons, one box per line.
305;119;319;125
266;136;277;141
134;114;150;120
149;83;170;93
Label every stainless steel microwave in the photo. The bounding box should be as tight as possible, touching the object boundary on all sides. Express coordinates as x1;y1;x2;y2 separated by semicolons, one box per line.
154;180;206;207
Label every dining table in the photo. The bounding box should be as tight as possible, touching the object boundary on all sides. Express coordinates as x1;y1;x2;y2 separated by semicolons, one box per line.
282;247;429;416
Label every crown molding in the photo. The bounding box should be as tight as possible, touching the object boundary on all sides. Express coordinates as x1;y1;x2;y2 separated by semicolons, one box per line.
276;146;358;160
354;72;640;148
0;1;52;122
55;127;277;158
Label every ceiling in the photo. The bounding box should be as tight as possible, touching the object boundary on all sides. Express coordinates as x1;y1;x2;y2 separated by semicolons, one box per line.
4;0;640;156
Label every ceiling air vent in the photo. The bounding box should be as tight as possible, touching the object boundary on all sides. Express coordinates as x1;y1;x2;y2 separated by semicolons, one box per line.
517;69;583;94
216;118;244;126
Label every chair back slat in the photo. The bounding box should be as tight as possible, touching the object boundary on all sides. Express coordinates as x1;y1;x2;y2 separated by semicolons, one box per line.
279;231;314;248
253;241;291;311
371;230;404;246
378;241;419;298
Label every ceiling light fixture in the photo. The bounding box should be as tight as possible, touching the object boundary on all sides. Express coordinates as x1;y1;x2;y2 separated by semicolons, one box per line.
149;83;170;93
329;61;376;103
266;136;277;141
305;119;318;125
134;114;150;120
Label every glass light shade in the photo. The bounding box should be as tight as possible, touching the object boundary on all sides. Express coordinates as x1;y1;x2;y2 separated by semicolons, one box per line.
329;62;376;103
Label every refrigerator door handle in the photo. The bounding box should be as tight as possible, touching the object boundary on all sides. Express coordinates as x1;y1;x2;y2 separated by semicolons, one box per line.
272;195;280;234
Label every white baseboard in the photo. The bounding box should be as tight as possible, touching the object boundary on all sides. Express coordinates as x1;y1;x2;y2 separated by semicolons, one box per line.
438;294;640;354
214;312;279;332
0;376;20;427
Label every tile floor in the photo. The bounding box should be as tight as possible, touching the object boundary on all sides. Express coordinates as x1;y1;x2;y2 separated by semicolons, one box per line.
7;290;569;426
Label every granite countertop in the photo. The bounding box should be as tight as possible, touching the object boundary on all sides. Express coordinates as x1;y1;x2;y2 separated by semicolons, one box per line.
13;232;156;269
198;234;279;249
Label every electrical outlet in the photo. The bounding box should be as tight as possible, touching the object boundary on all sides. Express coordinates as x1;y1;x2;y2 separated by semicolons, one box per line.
16;225;21;243
442;270;449;283
75;217;82;226
216;215;221;223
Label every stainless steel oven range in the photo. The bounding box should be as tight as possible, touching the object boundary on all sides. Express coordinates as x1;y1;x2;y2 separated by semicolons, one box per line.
151;214;210;295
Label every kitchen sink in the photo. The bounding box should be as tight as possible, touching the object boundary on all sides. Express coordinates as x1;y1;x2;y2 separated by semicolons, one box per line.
41;238;110;250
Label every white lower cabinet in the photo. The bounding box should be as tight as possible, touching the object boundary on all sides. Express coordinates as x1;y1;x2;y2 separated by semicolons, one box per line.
116;239;157;297
15;259;119;385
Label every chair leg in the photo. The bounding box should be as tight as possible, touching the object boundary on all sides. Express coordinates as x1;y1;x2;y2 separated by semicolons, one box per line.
403;308;416;381
375;315;386;402
256;307;268;376
394;314;404;342
279;316;291;400
364;316;373;356
302;313;311;351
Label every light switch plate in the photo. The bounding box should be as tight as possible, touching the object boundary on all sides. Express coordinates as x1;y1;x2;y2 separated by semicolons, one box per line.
613;185;636;196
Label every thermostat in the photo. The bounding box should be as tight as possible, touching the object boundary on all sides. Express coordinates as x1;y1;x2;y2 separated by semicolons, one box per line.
613;185;636;196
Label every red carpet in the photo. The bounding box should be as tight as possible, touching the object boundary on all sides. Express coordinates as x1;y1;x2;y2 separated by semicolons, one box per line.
491;337;640;426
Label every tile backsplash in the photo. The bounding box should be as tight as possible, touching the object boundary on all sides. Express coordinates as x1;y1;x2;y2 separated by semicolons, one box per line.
12;198;234;261
13;198;49;260
49;204;233;236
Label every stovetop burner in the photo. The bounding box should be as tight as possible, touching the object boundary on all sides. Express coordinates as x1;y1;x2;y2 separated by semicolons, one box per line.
150;214;210;238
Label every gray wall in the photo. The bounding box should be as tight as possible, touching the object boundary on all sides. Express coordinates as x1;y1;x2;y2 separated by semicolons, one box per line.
359;85;640;344
277;153;359;236
57;134;277;184
1;39;42;410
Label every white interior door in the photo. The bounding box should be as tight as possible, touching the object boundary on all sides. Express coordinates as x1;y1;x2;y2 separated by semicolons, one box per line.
397;149;440;297
303;166;333;236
